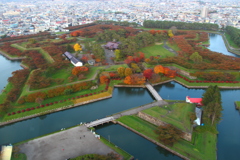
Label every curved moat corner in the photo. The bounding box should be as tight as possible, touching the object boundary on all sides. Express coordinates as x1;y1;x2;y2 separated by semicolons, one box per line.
0;34;240;160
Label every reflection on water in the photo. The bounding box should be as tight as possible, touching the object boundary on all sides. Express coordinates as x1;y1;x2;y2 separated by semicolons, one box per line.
208;33;240;58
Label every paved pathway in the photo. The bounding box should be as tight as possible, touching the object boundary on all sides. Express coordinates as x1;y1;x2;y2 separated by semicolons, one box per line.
19;125;116;160
103;47;115;65
113;100;168;119
163;41;178;55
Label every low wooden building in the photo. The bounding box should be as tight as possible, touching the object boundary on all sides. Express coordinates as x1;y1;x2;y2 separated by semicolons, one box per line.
63;52;83;67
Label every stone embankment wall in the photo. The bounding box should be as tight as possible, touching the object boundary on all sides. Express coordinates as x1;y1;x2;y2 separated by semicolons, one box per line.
137;112;192;141
114;84;145;88
117;121;190;160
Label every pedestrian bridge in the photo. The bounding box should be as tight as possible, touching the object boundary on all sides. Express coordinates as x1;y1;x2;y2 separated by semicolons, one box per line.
86;117;115;128
145;83;162;101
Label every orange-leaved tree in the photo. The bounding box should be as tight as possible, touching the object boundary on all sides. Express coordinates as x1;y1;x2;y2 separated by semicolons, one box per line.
100;75;109;84
166;70;177;78
72;66;89;76
154;65;165;74
124;74;146;85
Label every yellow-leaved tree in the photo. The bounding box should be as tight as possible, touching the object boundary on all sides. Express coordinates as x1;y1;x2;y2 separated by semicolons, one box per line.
168;30;174;38
74;43;82;52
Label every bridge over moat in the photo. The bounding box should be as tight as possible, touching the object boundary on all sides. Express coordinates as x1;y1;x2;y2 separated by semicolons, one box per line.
86;83;165;128
86;117;115;128
145;83;163;101
86;100;168;128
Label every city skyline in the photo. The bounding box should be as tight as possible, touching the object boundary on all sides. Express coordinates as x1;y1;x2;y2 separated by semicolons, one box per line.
0;0;239;37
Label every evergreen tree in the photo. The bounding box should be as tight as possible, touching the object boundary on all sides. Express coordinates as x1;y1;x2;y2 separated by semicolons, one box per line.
66;44;74;53
202;85;215;106
202;85;223;125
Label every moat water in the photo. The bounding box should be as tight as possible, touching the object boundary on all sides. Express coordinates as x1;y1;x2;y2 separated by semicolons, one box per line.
0;34;240;160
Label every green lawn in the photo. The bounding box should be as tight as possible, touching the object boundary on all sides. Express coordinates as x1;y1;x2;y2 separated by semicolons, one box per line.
142;103;195;132
166;42;180;51
201;40;210;45
0;83;14;104
117;115;217;160
48;67;73;83
11;152;27;160
225;33;240;49
139;44;175;58
104;64;129;72
118;115;159;140
37;48;54;63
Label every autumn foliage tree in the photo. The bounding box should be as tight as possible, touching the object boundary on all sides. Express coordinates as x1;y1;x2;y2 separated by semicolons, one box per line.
25;92;46;103
100;75;109;84
72;66;89;76
124;68;133;77
117;67;125;77
74;43;82;52
143;69;153;80
124;74;146;85
155;124;183;146
154;65;165;74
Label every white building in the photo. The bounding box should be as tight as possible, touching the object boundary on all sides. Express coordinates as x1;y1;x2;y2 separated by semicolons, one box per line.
201;6;209;18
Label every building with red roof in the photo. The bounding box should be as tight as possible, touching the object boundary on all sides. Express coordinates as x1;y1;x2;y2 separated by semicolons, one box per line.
186;96;202;106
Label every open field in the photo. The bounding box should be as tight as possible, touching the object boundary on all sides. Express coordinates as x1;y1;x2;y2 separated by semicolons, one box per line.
139;44;175;58
142;103;195;132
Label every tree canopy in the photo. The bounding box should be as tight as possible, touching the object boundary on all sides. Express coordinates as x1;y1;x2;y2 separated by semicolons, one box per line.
202;85;223;125
155;124;183;146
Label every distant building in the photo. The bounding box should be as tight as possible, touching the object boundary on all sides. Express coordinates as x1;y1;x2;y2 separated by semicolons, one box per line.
104;42;120;50
201;6;209;18
63;52;83;67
